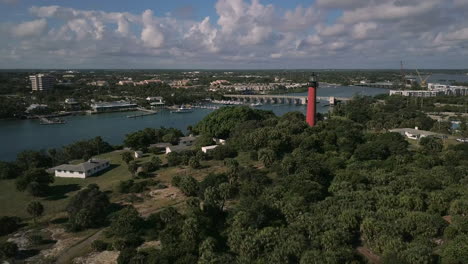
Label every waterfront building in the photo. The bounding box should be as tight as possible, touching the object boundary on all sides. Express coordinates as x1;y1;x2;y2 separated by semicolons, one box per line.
390;83;468;97
64;98;80;110
428;83;468;96
389;90;443;97
50;159;110;178
91;101;138;112
146;96;165;107
25;104;48;113
30;74;55;91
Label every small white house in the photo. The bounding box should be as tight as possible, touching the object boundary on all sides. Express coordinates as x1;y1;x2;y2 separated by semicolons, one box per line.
201;145;218;153
51;159;110;179
134;151;144;158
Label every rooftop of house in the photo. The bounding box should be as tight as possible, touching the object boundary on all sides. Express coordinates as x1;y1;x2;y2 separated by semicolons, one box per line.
180;135;197;141
166;144;191;152
202;145;218;150
51;159;109;173
150;143;172;148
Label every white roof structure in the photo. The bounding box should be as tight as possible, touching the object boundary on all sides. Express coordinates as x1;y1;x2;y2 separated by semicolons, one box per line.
201;145;218;153
50;159;110;178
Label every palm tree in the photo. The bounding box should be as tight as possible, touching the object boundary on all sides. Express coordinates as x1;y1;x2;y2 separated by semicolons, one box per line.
27;201;44;224
258;148;276;168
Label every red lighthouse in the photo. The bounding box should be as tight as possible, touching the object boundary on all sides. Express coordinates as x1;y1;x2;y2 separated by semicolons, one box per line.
306;73;319;127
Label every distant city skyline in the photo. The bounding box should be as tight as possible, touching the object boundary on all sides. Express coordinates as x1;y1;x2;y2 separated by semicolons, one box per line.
0;0;467;69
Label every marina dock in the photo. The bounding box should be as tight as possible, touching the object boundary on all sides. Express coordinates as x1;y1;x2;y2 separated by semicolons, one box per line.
127;108;158;118
39;117;66;125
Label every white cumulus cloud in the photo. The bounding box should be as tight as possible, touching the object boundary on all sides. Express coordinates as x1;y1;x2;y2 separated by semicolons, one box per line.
141;10;165;49
12;18;47;37
0;0;467;68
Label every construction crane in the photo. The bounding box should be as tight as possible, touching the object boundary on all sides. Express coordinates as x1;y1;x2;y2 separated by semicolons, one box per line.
400;61;405;90
415;69;431;88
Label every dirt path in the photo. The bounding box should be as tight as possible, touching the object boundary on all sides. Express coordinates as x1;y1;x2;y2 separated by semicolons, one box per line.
55;229;104;264
357;246;381;264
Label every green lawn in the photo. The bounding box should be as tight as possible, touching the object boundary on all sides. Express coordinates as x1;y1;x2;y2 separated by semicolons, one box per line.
0;150;136;219
0;150;239;220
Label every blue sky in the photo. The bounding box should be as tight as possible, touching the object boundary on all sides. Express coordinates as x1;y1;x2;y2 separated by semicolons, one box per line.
0;0;467;69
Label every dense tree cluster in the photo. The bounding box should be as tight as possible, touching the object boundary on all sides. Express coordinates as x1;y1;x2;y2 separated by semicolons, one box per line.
15;168;54;196
0;161;20;179
1;90;467;263
111;106;468;263
0;216;21;236
66;184;110;231
193;106;275;138
334;96;436;131
61;136;113;161
0;241;18;260
117;179;156;194
27;201;44;223
0;96;27;119
124;128;184;150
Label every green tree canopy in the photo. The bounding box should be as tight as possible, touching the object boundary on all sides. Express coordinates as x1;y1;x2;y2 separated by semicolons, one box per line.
66;184;110;231
194;106;275;138
15;168;54;196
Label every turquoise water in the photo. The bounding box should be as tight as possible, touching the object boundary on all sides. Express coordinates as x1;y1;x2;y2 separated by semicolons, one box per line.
0;86;388;161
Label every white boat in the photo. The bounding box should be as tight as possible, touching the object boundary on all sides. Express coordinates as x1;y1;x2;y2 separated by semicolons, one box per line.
171;106;193;113
250;102;263;107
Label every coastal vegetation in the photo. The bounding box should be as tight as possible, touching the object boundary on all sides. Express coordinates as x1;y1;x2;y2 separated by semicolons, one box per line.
0;94;467;263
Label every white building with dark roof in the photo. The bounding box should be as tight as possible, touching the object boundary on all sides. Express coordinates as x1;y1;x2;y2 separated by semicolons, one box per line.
51;159;110;178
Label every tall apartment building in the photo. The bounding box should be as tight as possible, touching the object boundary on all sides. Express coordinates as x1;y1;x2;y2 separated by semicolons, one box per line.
30;74;55;91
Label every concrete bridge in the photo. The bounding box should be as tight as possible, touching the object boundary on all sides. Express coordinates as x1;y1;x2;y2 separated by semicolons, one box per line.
223;94;350;105
354;82;396;89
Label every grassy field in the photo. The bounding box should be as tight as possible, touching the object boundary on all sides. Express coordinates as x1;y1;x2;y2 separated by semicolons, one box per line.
0;149;236;220
0;150;139;219
1;148;238;263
